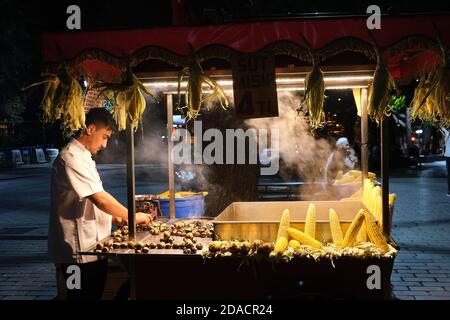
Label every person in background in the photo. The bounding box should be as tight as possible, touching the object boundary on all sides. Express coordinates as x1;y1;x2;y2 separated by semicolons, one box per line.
324;137;359;184
441;126;450;196
48;108;152;300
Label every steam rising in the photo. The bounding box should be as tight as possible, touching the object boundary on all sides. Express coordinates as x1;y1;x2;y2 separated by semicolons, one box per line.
245;92;333;199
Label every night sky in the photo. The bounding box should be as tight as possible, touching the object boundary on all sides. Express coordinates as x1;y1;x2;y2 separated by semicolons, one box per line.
1;0;450;148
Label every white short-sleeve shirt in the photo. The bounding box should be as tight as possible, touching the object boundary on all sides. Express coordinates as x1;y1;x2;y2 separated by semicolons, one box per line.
48;139;112;264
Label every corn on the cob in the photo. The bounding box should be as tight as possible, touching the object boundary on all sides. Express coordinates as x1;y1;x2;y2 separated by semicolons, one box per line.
276;209;291;240
363;179;374;208
335;175;358;185
329;209;343;246
342;209;366;247
369;186;381;213
287;227;323;249
368;39;396;123
389;193;397;208
412;35;450;126
304;203;316;238
374;194;382;222
94;65;157;131
356;220;367;242
363;210;389;252
349;170;376;178
273;236;288;253
300;35;325;130
23;67;85;134
177;45;228;120
288;240;301;250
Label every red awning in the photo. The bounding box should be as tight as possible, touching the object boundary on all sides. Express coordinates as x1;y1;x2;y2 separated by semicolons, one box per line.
42;14;450;82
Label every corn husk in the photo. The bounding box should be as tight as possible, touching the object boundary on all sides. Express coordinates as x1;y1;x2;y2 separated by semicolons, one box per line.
368;51;396;123
94;67;156;131
411;41;450;127
300;35;325;129
177;47;228;120
304;64;325;129
24;67;85;133
411;70;438;123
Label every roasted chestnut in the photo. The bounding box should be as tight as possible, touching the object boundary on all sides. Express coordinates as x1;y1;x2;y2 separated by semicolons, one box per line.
208;241;221;253
142;247;150;254
196;243;203;250
157;243;165;249
148;242;157;249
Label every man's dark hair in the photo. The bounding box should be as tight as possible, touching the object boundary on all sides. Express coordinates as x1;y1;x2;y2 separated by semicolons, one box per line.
85;108;117;132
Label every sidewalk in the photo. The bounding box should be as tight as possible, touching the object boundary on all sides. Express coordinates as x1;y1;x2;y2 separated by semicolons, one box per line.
0;162;449;300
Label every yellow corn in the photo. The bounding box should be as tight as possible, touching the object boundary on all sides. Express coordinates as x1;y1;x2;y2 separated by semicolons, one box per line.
342;209;366;247
363;210;389;252
288;239;301;250
273;236;288;253
276;209;291;240
329;209;343;247
370;186;381;213
363;179;374;208
389;193;396;208
287;227;323;249
356;220;367;242
335;175;358;185
304;203;316;238
374;194;382;222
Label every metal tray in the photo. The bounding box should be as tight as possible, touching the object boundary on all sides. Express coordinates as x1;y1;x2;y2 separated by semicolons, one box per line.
213;200;363;242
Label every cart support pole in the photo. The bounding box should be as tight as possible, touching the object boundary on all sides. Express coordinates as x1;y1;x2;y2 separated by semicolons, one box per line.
361;88;369;181
126;118;136;239
381;118;390;237
167;95;176;219
125;117;136;300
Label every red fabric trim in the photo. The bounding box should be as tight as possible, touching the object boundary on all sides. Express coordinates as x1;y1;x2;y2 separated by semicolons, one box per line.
42;15;450;63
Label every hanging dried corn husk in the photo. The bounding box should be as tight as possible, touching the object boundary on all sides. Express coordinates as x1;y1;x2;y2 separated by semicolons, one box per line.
411;28;450;127
23;66;85;133
411;70;438;123
367;43;396;123
94;66;156;131
177;45;228;120
300;35;325;130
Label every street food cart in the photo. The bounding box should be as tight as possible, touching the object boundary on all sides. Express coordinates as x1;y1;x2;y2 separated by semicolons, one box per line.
41;14;450;299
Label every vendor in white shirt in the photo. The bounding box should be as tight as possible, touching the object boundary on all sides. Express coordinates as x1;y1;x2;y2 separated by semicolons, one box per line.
48;108;152;300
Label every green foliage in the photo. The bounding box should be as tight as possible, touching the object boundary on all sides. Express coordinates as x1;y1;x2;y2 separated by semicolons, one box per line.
390;95;406;113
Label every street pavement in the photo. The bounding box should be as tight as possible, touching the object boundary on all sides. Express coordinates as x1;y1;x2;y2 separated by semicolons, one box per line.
0;162;449;300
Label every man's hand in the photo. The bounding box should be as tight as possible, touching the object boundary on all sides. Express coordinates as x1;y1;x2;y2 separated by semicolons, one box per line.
112;216;127;227
136;212;152;226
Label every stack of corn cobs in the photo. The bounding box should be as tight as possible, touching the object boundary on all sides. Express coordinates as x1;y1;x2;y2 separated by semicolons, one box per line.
273;190;397;257
24;66;85;133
